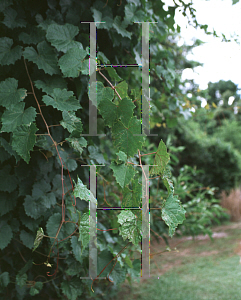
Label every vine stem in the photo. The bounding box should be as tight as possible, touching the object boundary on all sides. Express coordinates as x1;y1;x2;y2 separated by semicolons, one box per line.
97;69;122;101
23;58;77;272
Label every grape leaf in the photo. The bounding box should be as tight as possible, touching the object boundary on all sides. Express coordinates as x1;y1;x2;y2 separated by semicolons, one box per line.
0;37;22;65
20;230;35;249
162;166;174;195
162;194;186;237
88;145;106;164
16;273;27;288
58;47;88;78
42;88;81;111
110;161;136;188
0;137;20;162
34;75;67;95
46;23;80;53
78;212;96;252
0;192;17;216
29;282;43;296
116;150;127;163
24;195;47;219
57;147;78;172
113;16;132;39
61;277;82;300
121;178;142;207
0;272;10;289
2;7;26;29
71;236;82;263
89;81;105;107
0;221;13;250
60;111;83;134
11;123;38;164
98;96;134;128
18;26;45;45
46;213;75;240
105;66;122;81
150;140;170;176
114;80;128;99
66;137;87;155
112;116;145;157
23;41;60;75
32;227;44;252
117;210;141;245
0;165;18;192
0;78;27;109
73;176;97;204
1;102;36;132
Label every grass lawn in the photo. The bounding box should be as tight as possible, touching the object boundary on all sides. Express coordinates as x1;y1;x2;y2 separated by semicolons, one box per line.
116;222;241;300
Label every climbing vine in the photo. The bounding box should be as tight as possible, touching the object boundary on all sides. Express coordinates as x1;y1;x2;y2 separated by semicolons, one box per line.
0;0;229;299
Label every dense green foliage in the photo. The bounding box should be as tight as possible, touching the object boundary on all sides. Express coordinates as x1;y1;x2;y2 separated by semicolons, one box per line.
0;0;238;299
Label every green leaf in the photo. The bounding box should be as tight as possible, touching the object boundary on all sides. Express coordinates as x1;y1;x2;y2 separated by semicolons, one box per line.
66;137;87;155
112;116;145;157
108;261;127;286
0;78;27;109
32;227;44;252
116;150;127;163
23;41;60;75
0;192;17;216
0;37;22;65
117;210;141;245
46;213;75;240
115;80;128;99
61;277;82;300
0;0;13;13
3;7;26;29
57;147;78;172
32;178;52;200
0;221;13;250
88;145;106;164
162;166;174;195
16;273;27;288
34;75;67;95
1;102;36;132
29;282;43;296
105;66;122;81
0;272;10;289
89;81;105;107
150;140;170;176
11;123;38;164
113;16;132;39
24;195;47;219
73;176;97;204
58;47;88;78
20;230;35;249
97;249;114;277
0;165;18;192
18;26;45;45
60;111;83;134
42;88;80;111
98;95;134;128
121;178;142;207
110;161;136;188
71;236;82;263
78;213;96;252
0;137;20;162
46;23;80;52
162;194;186;237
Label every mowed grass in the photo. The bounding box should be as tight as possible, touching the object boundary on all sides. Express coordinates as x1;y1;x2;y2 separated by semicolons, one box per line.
116;222;241;300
